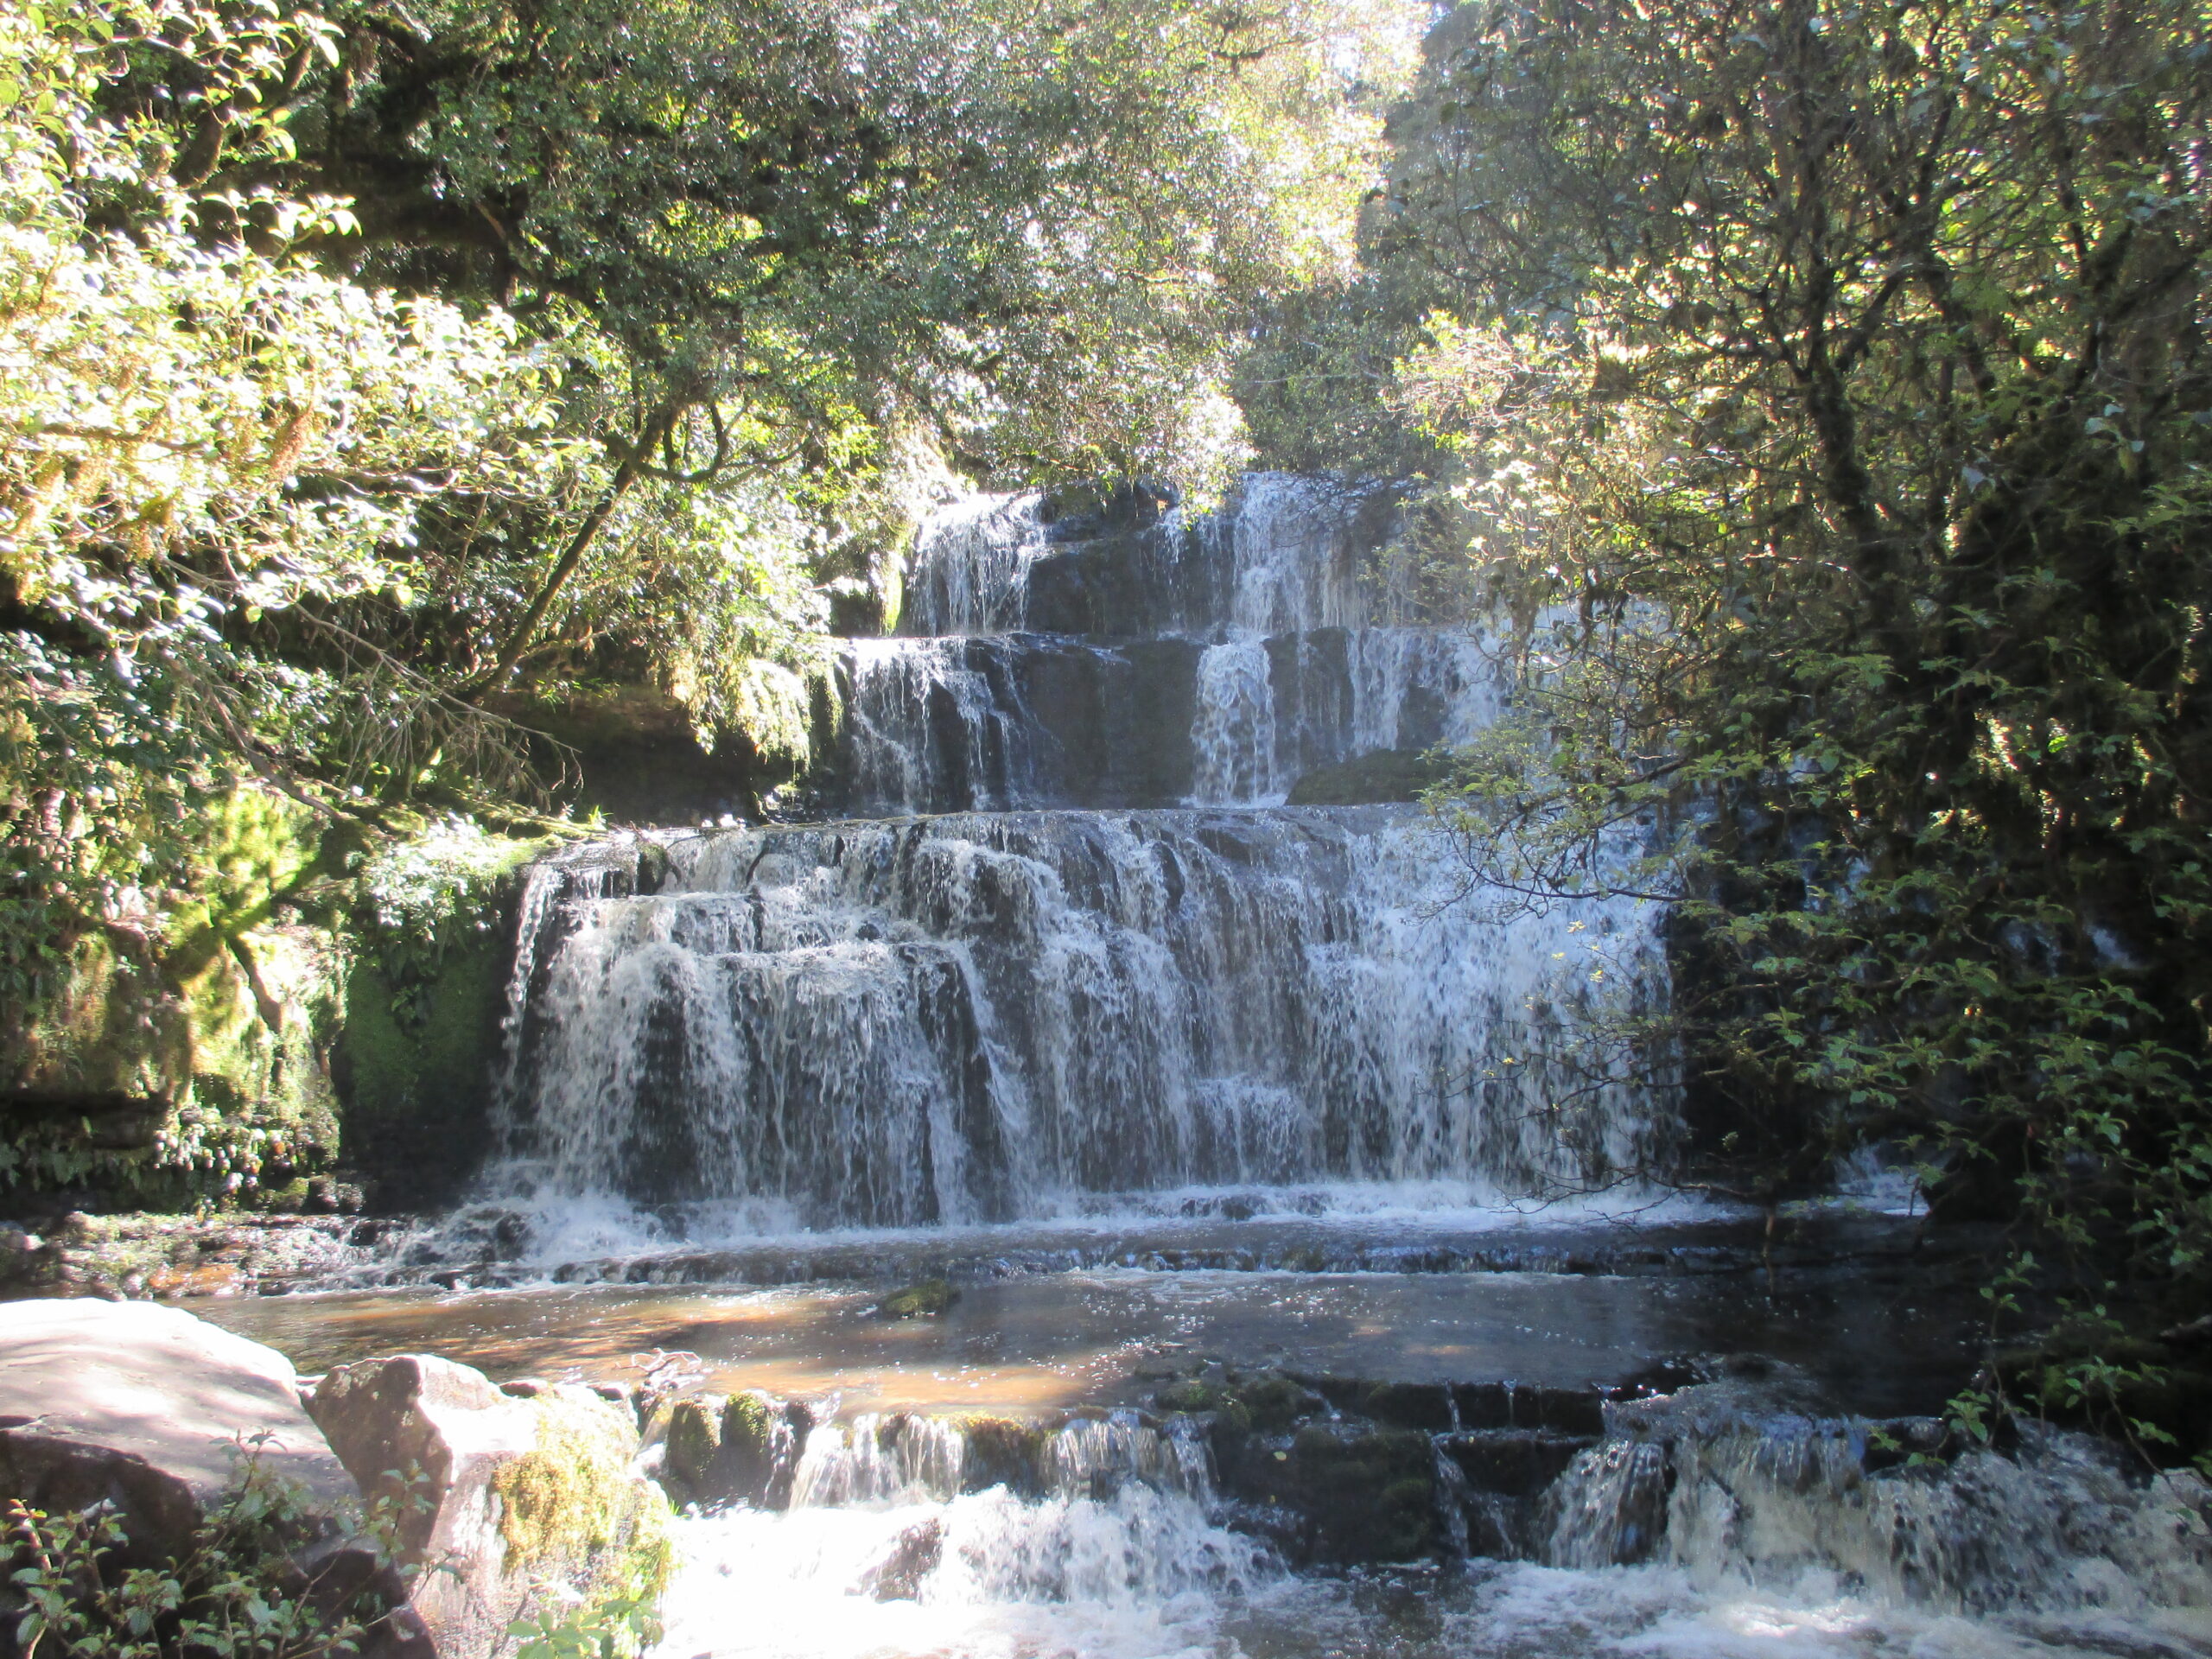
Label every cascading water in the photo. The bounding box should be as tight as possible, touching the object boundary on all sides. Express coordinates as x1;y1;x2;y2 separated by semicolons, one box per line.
439;472;2212;1659
632;1382;2212;1659
486;472;1669;1229
490;809;1663;1228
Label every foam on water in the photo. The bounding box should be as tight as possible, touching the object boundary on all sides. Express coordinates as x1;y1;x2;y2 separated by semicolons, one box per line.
650;1478;2212;1659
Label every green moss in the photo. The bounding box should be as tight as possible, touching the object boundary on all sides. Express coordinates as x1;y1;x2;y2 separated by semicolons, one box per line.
1235;1372;1313;1433
660;1397;721;1491
1287;1427;1437;1563
333;934;506;1210
958;1417;1046;1496
720;1392;772;1461
880;1278;957;1318
495;1393;669;1592
1155;1380;1226;1414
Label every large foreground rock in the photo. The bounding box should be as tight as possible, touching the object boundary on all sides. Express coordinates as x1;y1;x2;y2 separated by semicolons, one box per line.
0;1298;428;1657
310;1357;670;1659
0;1298;356;1561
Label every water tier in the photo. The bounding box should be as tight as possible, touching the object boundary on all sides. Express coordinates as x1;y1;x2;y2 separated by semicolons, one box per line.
492;810;1666;1226
836;474;1514;813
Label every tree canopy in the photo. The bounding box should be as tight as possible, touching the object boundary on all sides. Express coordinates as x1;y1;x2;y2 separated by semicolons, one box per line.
1285;0;2212;1451
0;0;1413;1045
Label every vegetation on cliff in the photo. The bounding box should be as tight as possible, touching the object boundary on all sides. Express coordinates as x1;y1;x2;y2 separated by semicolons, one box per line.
1245;0;2212;1458
0;0;1414;1203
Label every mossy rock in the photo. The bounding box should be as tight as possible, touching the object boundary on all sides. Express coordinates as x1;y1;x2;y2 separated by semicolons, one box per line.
1233;1371;1319;1433
1154;1379;1227;1414
1295;1426;1437;1562
1219;1423;1437;1565
493;1387;673;1640
332;935;507;1211
700;1391;787;1507
880;1278;957;1319
660;1396;722;1493
960;1416;1046;1496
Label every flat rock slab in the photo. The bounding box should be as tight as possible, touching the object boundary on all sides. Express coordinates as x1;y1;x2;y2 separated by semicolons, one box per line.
0;1297;357;1560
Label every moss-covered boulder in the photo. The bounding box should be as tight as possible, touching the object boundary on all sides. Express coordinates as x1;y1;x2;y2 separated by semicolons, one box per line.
1217;1422;1438;1565
640;1389;812;1510
310;1355;669;1659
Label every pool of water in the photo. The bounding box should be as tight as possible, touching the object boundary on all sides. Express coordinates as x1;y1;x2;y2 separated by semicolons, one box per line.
201;1257;1979;1419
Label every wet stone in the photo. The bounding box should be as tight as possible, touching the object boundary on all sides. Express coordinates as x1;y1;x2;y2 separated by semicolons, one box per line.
1440;1430;1593;1498
1216;1423;1438;1566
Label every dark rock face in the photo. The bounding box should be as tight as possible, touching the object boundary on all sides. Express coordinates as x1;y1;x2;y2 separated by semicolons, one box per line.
1214;1422;1438;1565
1287;747;1444;805
836;634;1203;813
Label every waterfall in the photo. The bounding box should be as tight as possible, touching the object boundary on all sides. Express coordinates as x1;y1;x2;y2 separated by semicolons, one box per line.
1536;1390;2212;1618
491;469;1670;1230
831;474;1522;815
490;810;1665;1226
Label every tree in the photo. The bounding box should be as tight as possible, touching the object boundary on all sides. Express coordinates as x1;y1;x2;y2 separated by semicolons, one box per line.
1362;0;2212;1453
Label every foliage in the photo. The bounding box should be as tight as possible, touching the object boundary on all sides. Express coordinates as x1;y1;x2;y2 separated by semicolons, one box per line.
0;0;1416;1200
354;819;548;1015
1350;0;2212;1452
3;1440;399;1659
496;1394;672;1659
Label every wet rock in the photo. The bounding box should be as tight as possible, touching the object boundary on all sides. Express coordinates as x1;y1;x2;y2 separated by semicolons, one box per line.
1351;1381;1457;1432
960;1416;1046;1497
310;1356;670;1659
1227;1370;1323;1433
1153;1378;1227;1414
652;1395;722;1499
642;1389;810;1510
860;1517;944;1600
1217;1422;1437;1565
1286;747;1442;805
1449;1381;1606;1435
1441;1429;1592;1497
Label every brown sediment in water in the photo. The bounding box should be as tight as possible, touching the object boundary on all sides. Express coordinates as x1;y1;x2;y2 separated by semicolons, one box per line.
196;1265;1979;1420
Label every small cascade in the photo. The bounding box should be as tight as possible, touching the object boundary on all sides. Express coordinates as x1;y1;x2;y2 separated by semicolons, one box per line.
792;1413;970;1506
1534;1383;2212;1617
638;1377;2212;1659
1189;638;1281;803
834;474;1510;816
650;1395;1269;1659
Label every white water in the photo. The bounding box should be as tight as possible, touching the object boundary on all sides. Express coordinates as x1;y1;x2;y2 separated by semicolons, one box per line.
844;474;1534;814
490;810;1668;1227
648;1404;2212;1659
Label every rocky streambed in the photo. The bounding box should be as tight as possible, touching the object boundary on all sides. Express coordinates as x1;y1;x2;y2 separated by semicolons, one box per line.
7;1248;2212;1659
